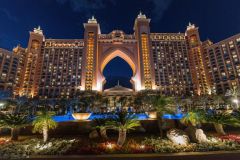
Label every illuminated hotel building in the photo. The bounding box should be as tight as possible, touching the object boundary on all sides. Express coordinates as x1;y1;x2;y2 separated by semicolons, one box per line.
0;48;18;91
203;34;240;94
0;46;26;93
0;12;239;98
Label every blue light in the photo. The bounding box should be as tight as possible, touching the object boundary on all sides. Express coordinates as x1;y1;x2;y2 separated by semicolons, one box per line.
87;113;150;120
162;113;184;119
52;113;185;122
52;115;75;122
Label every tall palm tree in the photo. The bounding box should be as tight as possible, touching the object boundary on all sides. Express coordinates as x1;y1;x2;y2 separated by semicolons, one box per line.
226;86;240;108
112;96;117;108
58;98;68;114
5;96;28;114
184;97;193;111
153;96;175;137
32;110;57;143
29;97;40;116
226;86;240;97
0;112;29;140
102;97;109;108
198;95;209;110
212;94;224;108
106;112;141;146
133;93;143;112
118;96;128;108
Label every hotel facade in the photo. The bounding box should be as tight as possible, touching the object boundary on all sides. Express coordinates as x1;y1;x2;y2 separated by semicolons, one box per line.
0;13;240;98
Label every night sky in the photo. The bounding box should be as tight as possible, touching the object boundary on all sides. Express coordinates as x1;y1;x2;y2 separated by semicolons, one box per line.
0;0;240;89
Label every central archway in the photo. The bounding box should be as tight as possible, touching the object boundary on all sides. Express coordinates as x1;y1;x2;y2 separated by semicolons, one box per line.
95;48;141;91
103;57;133;89
101;49;136;76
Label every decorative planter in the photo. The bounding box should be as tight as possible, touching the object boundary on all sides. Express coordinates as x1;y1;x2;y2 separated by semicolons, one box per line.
147;111;157;119
72;113;92;120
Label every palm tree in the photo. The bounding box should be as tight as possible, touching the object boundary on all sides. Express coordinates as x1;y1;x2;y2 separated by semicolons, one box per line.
139;90;158;111
4;96;28;114
106;112;141;146
0;112;29;140
58;98;69;114
133;93;143;112
205;111;240;135
174;96;183;109
226;86;240;108
28;97;40;116
102;97;109;108
184;97;193;111
32;110;57;143
212;94;224;108
180;110;205;127
198;95;209;110
153;96;175;137
92;118;112;140
112;97;117;108
118;96;128;108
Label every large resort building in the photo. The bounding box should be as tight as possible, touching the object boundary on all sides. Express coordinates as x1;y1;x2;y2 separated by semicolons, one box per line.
0;12;240;98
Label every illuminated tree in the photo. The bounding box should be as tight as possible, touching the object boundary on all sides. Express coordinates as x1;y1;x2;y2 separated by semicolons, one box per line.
0;113;29;140
32;110;57;143
106;112;140;146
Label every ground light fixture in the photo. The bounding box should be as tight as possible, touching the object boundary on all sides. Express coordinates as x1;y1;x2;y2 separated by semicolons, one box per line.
232;98;239;108
106;142;113;149
0;102;5;110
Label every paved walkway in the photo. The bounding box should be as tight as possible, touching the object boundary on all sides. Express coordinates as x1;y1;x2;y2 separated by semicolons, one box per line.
28;150;240;160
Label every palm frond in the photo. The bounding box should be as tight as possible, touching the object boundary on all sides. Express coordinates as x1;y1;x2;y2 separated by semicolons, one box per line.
32;110;57;133
0;112;30;129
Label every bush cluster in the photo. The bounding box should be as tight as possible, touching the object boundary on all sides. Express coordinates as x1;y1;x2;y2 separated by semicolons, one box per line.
142;137;240;153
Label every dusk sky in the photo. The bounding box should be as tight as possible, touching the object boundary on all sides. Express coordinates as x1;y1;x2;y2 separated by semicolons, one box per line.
0;0;240;88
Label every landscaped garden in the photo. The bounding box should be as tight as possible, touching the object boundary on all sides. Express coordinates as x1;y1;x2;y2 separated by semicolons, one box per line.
0;88;240;159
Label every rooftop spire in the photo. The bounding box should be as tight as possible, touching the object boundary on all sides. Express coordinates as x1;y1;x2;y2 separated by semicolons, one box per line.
187;22;196;30
88;15;97;23
137;11;146;19
33;25;43;35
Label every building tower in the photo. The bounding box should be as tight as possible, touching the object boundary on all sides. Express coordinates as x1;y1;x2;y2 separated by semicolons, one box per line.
185;23;210;95
12;45;27;96
20;26;44;97
81;16;101;91
134;12;155;90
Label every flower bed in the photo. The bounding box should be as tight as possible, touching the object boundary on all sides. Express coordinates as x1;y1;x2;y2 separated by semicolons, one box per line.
219;134;240;143
0;136;240;159
0;138;78;159
72;139;153;155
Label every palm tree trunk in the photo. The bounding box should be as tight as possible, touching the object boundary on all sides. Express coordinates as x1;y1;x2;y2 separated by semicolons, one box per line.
213;123;226;135
43;126;48;143
11;128;19;141
100;128;108;139
117;128;126;146
157;117;163;138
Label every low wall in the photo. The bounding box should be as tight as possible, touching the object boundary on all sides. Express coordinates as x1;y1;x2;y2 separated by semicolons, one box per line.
0;119;239;136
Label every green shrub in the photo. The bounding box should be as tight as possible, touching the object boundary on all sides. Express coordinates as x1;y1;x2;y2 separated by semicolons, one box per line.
142;137;240;153
0;138;78;159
